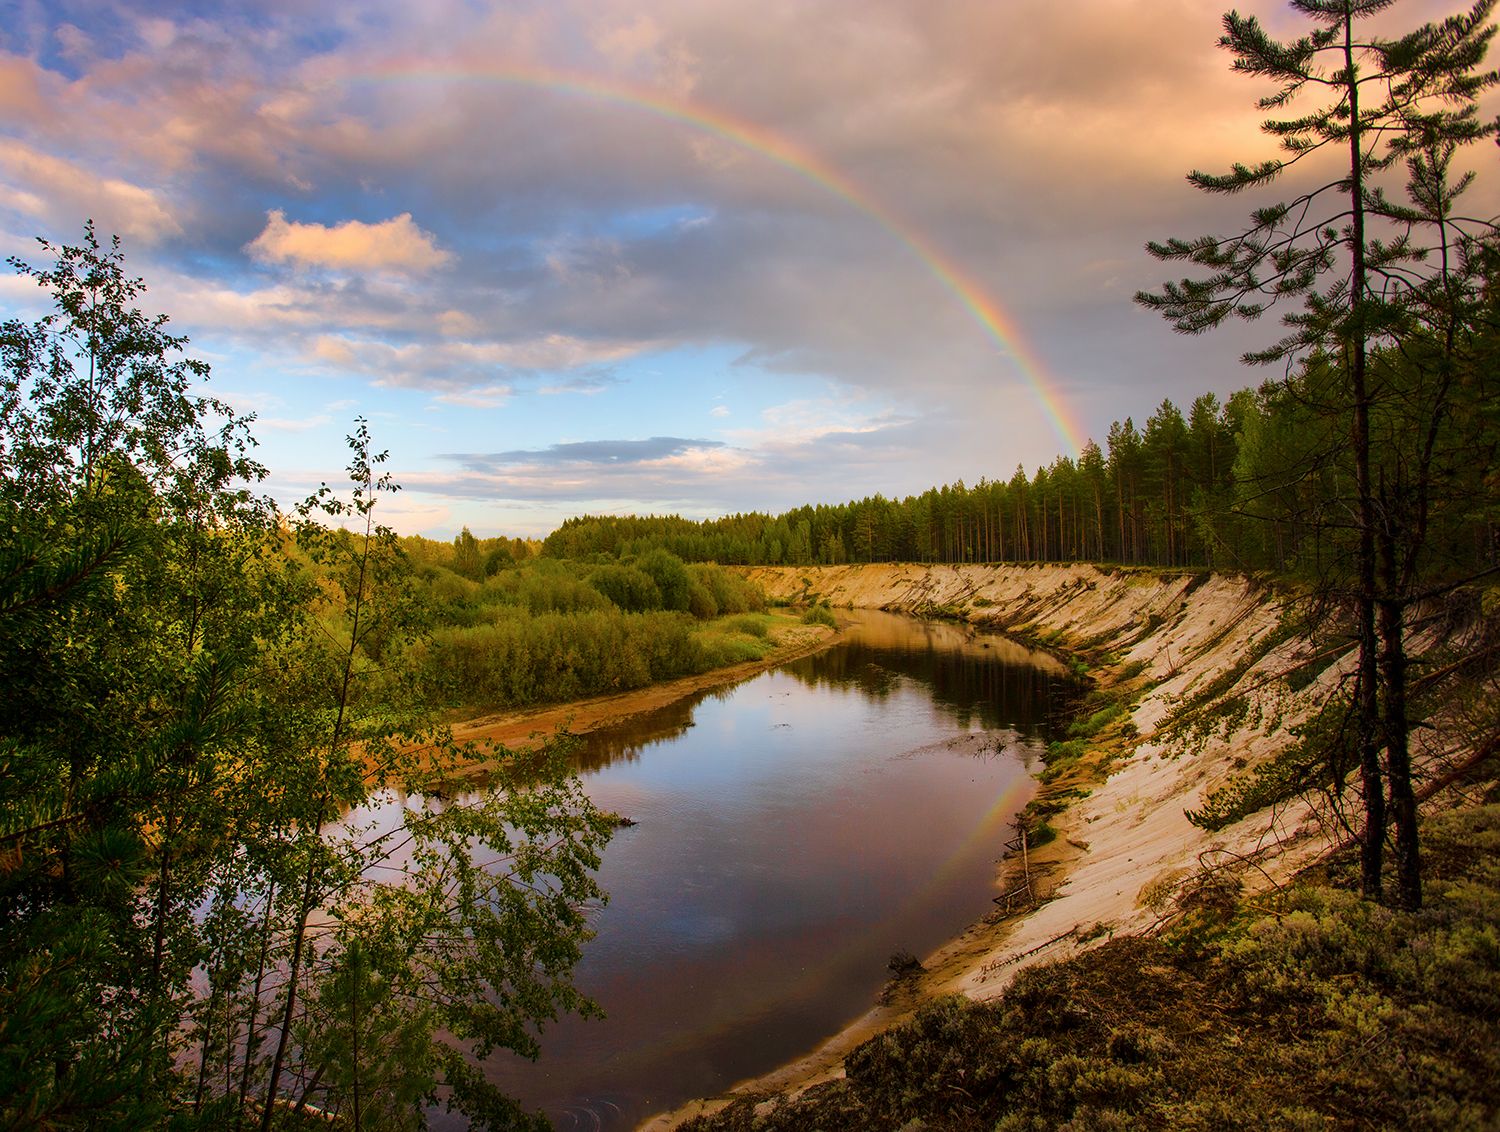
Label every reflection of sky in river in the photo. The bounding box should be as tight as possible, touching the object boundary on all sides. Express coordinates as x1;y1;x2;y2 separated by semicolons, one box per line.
434;611;1077;1132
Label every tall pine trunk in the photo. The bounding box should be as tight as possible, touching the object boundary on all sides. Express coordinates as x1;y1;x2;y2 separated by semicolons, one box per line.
1344;13;1385;903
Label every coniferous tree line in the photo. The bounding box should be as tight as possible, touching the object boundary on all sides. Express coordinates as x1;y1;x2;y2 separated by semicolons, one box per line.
542;358;1496;583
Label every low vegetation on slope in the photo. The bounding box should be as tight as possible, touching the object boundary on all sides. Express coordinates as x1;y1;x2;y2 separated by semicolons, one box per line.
685;801;1500;1132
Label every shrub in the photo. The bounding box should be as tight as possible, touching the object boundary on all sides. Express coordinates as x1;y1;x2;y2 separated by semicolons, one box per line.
426;609;704;708
802;603;838;628
687;580;718;620
588;564;663;613
633;549;693;612
689;563;767;615
467;558;614;615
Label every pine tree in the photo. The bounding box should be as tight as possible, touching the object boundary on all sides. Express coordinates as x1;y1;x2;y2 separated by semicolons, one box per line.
1137;0;1498;906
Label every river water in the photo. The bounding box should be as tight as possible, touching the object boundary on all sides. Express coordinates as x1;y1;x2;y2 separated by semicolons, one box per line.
468;611;1075;1129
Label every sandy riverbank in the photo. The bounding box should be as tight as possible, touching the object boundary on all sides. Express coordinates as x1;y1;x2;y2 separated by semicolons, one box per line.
643;562;1353;1129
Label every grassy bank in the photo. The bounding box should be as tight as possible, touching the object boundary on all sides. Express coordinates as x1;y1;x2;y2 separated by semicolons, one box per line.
366;545;791;714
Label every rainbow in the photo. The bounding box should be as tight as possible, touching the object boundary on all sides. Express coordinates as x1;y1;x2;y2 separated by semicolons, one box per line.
347;61;1084;456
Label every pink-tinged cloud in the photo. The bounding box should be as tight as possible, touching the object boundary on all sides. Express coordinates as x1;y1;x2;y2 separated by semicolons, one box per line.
0;54;53;122
246;209;452;274
303;332;650;391
0;139;181;244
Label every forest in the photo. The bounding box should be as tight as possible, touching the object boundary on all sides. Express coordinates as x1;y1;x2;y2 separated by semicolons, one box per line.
542;356;1496;580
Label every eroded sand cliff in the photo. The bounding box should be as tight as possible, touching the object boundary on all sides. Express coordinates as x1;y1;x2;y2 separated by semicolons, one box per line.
647;562;1353;1127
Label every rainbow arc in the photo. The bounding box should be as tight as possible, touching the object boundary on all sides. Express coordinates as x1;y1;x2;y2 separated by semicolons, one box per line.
350;61;1084;456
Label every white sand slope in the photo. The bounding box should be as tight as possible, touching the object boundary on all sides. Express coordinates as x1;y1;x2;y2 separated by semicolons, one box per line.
646;562;1409;1128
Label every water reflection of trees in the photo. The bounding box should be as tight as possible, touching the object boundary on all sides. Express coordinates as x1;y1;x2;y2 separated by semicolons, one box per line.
452;613;1083;781
574;690;716;772
776;612;1080;736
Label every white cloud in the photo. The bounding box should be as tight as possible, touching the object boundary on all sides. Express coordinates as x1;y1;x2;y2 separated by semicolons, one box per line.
434;383;513;409
246;209;452;275
300;333;649;392
735;397;905;449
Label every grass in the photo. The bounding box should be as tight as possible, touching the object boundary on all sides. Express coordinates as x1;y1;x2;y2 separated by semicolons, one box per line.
720;612;773;638
801;602;838;628
1038;738;1087;784
691;612;795;667
1067;701;1126;739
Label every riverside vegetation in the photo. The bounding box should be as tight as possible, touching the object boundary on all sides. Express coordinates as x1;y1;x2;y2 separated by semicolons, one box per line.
390;541;775;712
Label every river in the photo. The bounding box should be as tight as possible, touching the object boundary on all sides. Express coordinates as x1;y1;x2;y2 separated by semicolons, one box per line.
460;611;1075;1129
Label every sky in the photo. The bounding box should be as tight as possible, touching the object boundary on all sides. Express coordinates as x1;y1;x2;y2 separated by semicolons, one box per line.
0;0;1491;537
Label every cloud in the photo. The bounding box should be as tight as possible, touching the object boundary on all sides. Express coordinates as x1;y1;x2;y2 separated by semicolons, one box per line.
299;333;648;392
399;409;955;520
538;373;621;396
729;397;912;450
444;436;727;471
434;383;513;409
437;309;481;337
257;413;333;433
246;210;453;274
0;138;181;243
402;434;756;512
5;0;1492;538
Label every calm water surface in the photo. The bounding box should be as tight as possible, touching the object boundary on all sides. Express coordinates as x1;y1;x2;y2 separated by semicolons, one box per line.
467;611;1074;1130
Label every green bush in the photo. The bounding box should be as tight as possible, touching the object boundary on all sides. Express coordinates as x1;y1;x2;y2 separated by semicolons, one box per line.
483;561;612;614
588;564;663;613
427;609;698;708
633;549;693;612
687;580;718;620
802;603;838;628
689;563;766;615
